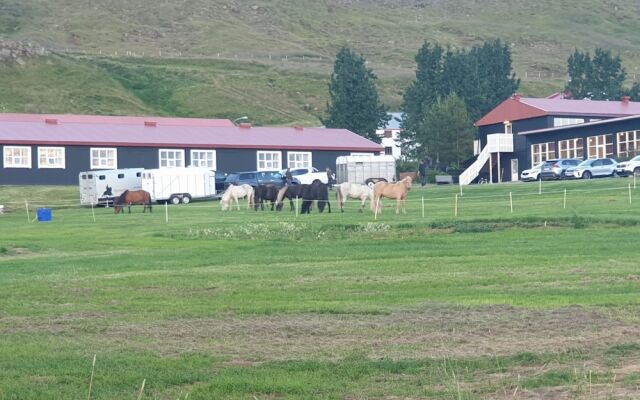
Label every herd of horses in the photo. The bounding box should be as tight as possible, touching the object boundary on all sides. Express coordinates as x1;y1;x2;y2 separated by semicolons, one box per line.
113;176;413;215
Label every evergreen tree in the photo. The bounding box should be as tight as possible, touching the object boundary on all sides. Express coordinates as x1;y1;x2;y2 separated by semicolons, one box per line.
629;82;640;101
416;93;475;166
323;47;389;143
566;48;626;100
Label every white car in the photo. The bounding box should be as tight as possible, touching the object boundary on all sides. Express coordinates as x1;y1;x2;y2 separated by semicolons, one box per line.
566;158;617;179
615;155;640;177
284;167;329;185
520;163;543;181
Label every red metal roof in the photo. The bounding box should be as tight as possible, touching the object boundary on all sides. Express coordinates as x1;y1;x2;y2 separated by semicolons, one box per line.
475;96;640;127
0;113;235;127
0;116;382;152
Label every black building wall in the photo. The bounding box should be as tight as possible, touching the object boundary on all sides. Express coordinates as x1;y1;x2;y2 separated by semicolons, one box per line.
1;144;373;185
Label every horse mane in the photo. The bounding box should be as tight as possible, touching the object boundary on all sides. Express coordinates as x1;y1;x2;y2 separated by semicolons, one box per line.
115;190;129;205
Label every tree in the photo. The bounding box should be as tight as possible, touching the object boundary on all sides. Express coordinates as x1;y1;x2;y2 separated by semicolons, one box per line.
416;93;475;167
322;47;389;143
565;48;626;100
629;82;640;101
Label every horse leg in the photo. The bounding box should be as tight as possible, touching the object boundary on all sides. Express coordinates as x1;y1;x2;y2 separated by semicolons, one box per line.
235;197;240;211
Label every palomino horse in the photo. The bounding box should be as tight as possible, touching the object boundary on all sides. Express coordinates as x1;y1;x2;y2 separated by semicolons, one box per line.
220;184;254;211
371;176;412;214
335;182;372;213
114;190;152;214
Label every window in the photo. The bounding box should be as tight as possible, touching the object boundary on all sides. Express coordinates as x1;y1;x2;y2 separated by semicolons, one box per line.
90;148;117;169
504;122;512;134
38;147;65;169
257;151;281;171
159;149;184;168
617;130;640;158
385;146;393;155
190;150;216;169
558;138;583;159
587;134;613;159
554;118;584;127
384;130;393;138
531;142;556;166
287;151;311;169
3;146;32;168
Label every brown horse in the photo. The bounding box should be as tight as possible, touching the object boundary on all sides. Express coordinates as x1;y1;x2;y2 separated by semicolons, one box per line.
114;190;152;214
371;176;412;214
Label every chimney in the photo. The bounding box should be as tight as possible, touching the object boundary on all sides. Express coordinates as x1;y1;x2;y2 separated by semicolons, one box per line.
239;122;252;129
621;96;631;104
45;118;58;125
144;120;157;127
293;125;304;131
512;93;521;101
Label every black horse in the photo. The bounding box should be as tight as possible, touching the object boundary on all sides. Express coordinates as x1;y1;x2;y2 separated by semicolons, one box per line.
300;180;331;214
254;184;280;211
275;184;307;211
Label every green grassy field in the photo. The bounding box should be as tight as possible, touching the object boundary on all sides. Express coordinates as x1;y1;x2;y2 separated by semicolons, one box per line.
1;178;640;399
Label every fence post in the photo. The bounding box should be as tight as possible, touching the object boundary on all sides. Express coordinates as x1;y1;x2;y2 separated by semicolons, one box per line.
165;201;169;223
295;196;299;217
634;174;637;189
459;184;463;197
91;202;96;223
538;178;542;195
629;183;632;205
509;192;513;213
454;194;458;217
421;196;425;218
25;200;30;223
563;189;567;209
374;195;380;220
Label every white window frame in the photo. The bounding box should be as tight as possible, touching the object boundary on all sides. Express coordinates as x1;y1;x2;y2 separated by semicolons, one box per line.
617;130;640;158
531;142;556;167
587;134;613;159
287;151;312;169
159;149;185;168
3;146;32;168
90;147;117;169
38;146;66;169
558;138;583;159
190;149;217;169
553;118;584;127
257;150;281;171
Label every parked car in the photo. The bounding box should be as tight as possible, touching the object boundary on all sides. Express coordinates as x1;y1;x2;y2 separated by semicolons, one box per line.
615;155;640;177
224;170;299;189
214;170;228;194
566;158;617;179
539;159;581;180
520;162;544;181
283;167;328;185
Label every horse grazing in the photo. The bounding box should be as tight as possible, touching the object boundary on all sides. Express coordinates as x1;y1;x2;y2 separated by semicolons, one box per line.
254;184;280;211
300;180;331;214
114;190;152;214
275;184;306;211
335;182;372;213
371;176;412;215
220;184;254;211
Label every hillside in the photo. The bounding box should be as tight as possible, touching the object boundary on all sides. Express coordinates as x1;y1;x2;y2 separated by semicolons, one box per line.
1;0;640;125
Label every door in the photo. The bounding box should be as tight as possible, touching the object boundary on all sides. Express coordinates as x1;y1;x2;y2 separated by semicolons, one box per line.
510;159;519;182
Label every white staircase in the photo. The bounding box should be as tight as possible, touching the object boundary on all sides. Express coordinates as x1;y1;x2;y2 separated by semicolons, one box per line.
458;134;514;186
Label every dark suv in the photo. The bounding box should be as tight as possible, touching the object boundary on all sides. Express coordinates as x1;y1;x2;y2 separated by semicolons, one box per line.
224;170;299;189
539;158;581;180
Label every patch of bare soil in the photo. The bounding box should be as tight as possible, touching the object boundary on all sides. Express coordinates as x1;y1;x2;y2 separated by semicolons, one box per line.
94;305;640;362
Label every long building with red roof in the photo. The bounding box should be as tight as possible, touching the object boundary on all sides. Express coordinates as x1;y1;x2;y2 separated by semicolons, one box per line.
0;113;382;185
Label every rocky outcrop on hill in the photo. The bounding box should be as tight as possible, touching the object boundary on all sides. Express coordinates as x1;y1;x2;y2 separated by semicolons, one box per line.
0;40;48;66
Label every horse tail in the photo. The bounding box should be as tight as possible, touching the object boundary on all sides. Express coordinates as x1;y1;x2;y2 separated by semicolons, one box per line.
275;186;288;208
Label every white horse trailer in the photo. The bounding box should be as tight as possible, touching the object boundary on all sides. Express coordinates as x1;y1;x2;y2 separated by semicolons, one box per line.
336;155;396;187
79;168;144;206
141;167;216;204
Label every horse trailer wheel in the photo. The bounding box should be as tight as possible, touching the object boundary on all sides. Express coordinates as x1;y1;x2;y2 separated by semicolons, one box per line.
181;195;191;204
170;196;181;205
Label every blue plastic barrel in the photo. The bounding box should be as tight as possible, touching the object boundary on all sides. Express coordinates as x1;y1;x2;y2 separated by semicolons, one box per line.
37;208;52;222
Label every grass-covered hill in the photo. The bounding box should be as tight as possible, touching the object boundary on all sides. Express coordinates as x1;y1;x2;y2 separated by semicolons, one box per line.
2;0;640;125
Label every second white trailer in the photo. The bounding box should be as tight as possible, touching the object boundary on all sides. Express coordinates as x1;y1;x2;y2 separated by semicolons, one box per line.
141;167;216;204
335;155;396;186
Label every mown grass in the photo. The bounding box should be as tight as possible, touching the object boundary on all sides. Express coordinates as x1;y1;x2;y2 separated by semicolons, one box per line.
1;178;640;398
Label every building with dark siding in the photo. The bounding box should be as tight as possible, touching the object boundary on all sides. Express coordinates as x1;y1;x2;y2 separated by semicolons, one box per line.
459;95;640;184
0;113;382;185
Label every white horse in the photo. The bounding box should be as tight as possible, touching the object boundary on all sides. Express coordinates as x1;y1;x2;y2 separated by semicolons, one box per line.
335;182;372;213
220;184;254;211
